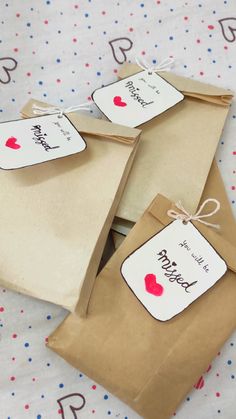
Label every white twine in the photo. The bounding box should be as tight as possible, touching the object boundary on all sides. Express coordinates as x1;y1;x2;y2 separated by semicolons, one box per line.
32;103;91;118
135;56;175;73
167;198;221;230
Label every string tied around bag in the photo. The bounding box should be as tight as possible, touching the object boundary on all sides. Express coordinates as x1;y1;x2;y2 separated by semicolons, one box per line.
32;103;92;118
167;198;221;230
135;56;175;74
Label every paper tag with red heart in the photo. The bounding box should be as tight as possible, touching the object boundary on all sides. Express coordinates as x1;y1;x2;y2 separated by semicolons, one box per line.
121;220;227;321
92;70;184;127
0;114;86;169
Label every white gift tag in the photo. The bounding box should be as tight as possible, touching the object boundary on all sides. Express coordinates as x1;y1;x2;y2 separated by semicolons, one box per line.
121;220;227;321
92;70;184;127
0;114;87;169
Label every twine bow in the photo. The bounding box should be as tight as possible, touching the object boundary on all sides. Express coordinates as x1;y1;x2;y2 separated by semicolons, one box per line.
32;103;91;118
135;56;175;73
167;198;221;230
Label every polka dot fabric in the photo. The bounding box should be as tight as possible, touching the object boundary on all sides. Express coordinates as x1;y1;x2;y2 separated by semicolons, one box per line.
0;0;235;418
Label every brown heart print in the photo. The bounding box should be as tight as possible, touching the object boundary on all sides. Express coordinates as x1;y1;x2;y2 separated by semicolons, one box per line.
57;393;86;419
0;57;17;84
109;37;133;64
219;18;236;42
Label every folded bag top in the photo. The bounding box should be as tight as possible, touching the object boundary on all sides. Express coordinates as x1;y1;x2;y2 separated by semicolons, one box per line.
116;63;233;222
0;99;141;314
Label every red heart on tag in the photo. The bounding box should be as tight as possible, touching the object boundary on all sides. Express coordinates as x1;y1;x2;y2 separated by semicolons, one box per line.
144;273;164;297
5;136;21;150
113;96;127;107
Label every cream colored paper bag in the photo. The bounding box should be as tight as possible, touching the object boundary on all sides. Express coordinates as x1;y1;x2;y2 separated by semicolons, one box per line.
48;161;236;419
116;64;233;222
0;99;140;314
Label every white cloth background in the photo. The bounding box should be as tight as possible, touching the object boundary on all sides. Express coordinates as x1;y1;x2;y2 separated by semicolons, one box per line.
0;1;235;418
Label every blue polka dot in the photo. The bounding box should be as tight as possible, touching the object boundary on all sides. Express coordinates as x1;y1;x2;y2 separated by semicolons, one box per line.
24;342;29;347
169;36;174;40
107;412;111;415
37;415;42;419
11;392;15;396
208;48;212;52
41;395;44;398
46;0;50;4
28;357;32;362
140;3;144;7
27;23;31;27
59;383;64;388
104;394;109;400
230;342;234;346
85;13;89;17
231;375;235;379
227;360;232;365
56;58;61;63
79;373;83;377
46;315;51;320
97;72;101;76
38;81;43;85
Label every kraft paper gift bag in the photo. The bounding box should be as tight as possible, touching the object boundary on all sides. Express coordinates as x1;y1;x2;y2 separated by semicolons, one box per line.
0;99;140;314
48;160;236;419
114;63;233;223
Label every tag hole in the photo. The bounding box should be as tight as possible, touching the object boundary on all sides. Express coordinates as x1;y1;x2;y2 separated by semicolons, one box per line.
182;220;188;225
148;71;152;75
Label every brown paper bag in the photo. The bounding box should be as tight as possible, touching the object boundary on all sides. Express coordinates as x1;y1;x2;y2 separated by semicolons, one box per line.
0;99;140;314
115;64;233;222
48;160;236;419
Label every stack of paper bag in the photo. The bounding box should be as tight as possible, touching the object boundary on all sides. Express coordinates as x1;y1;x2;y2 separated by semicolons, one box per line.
114;64;233;227
48;160;236;419
0;99;140;314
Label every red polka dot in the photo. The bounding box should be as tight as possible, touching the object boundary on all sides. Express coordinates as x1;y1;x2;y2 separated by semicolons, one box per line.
45;337;48;343
232;186;235;190
200;71;204;76
197;39;201;43
27;72;31;77
216;392;221;397
92;410;96;414
73;38;77;43
85;63;90;67
141;50;146;55
156;1;161;4
32;378;36;381
44;20;48;25
184;16;188;20
14;48;18;52
102;11;106;15
233;152;236;155
10;376;16;381
92;385;97;390
74;4;79;9
87;96;92;101
16;13;20;17
58;408;63;414
208;25;214;30
224;46;228;50
216;373;220;377
129;27;133;32
12;333;17;338
56;79;61;83
0;307;4;312
24;404;29;410
113;69;118;73
12;357;15;361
